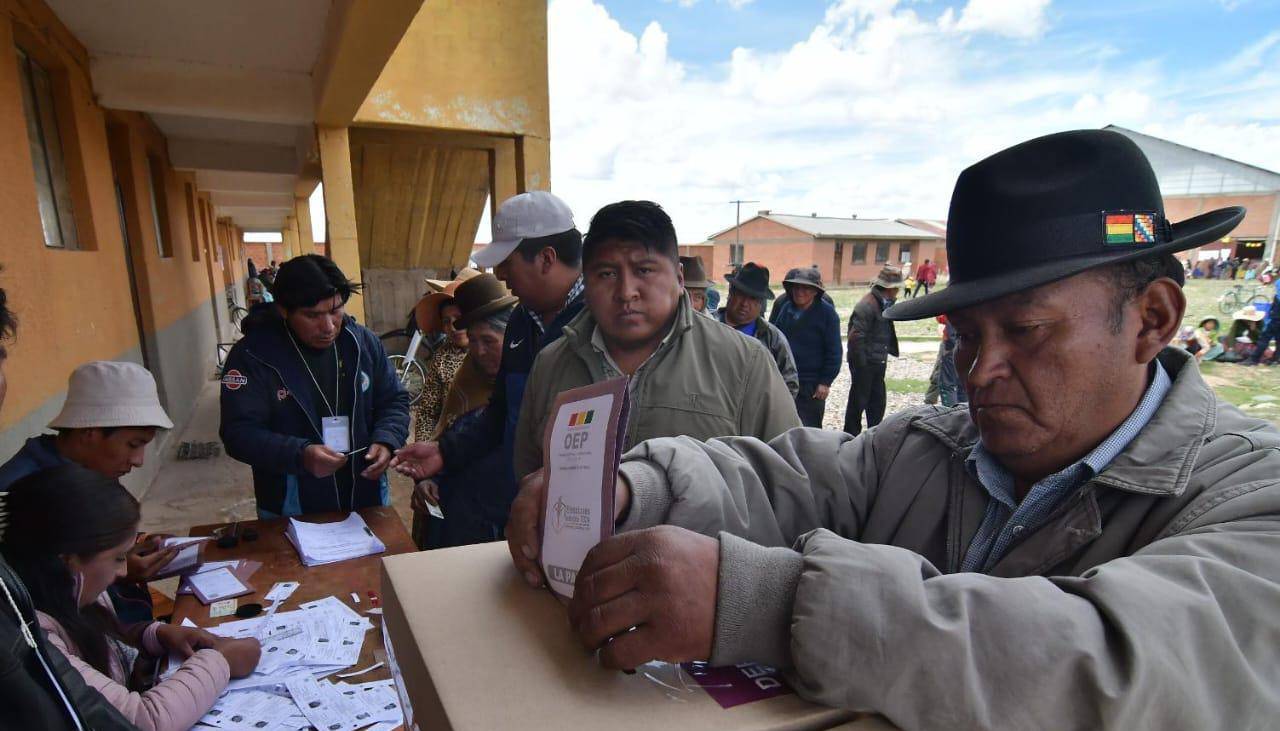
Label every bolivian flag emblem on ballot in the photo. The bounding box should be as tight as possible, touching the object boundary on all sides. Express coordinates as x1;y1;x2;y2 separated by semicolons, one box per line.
568;410;595;426
1105;212;1156;246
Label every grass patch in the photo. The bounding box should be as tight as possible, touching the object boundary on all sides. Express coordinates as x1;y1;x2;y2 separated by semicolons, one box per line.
885;378;930;392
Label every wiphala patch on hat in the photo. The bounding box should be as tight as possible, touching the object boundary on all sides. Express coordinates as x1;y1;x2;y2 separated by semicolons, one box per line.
1104;212;1157;246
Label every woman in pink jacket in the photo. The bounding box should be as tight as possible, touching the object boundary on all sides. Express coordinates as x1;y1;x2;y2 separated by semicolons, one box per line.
0;464;261;731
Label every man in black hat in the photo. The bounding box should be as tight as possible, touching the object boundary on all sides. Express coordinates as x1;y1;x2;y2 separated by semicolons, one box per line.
505;130;1280;727
842;264;902;434
716;262;799;397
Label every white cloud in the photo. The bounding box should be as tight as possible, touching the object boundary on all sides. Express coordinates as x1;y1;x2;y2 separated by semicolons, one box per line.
546;0;1280;249
952;0;1052;40
662;0;756;8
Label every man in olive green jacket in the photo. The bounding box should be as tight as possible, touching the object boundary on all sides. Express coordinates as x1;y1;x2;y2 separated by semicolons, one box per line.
513;201;799;481
507;131;1280;729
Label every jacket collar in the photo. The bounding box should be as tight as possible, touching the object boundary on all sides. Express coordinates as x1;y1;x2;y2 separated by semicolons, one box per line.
911;347;1215;498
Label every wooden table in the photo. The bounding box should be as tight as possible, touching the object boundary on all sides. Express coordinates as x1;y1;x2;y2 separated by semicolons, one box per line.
170;506;416;686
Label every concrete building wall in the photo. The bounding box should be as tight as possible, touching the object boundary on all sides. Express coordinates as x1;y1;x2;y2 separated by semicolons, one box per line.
355;0;551;190
0;0;236;495
1165;192;1280;265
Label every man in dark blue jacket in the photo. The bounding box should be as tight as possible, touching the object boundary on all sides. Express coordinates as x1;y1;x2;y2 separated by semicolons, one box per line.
772;267;842;427
220;255;409;517
392;192;584;532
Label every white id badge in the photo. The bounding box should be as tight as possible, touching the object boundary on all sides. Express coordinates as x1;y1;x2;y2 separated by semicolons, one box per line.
321;416;351;453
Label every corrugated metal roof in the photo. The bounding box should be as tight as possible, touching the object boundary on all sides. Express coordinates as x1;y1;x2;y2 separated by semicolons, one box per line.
1107;125;1280;196
764;213;943;239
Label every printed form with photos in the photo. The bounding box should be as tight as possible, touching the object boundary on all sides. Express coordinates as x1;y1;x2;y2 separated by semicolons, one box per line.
174;593;401;731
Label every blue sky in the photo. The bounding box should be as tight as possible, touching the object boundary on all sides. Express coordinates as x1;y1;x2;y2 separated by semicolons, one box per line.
605;1;1278;72
521;0;1280;244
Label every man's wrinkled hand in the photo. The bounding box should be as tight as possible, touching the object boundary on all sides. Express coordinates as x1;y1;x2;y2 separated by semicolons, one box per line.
361;443;393;479
568;526;719;671
813;384;830;400
507;469;633;590
506;468;550;588
390;441;444;480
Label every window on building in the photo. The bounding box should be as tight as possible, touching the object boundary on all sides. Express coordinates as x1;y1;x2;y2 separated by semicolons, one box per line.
900;244;912;264
184;183;201;261
875;242;890;263
145;154;173;257
852;242;867;263
16;47;78;249
730;242;744;267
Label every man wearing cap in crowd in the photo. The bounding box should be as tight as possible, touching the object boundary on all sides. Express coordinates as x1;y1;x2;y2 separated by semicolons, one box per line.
771;267;842;427
679;255;714;316
770;266;833;323
506;129;1280;727
391;191;586;522
220;255;409;517
0;360;179;621
716;262;800;397
510;201;800;482
843;264;902;434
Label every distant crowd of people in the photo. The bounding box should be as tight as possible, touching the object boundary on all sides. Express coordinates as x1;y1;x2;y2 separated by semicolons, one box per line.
1188;255;1275;282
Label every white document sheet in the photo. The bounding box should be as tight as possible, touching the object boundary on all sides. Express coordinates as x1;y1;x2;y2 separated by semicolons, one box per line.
187;567;251;604
285;513;386;567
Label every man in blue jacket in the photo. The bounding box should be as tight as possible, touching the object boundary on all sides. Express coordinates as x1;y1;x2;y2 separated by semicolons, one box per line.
220;255;409;517
772;267;842;427
392;191;584;532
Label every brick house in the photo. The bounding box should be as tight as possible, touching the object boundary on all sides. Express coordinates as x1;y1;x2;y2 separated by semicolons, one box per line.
705;212;945;286
1107;126;1280;267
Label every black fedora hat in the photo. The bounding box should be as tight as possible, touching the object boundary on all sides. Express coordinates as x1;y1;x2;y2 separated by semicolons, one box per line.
726;262;775;300
885;129;1244;321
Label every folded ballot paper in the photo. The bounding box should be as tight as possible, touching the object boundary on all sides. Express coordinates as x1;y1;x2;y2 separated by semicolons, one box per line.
286;513;386;567
539;377;630;601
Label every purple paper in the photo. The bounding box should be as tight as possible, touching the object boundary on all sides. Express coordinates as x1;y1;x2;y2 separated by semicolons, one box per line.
683;661;795;709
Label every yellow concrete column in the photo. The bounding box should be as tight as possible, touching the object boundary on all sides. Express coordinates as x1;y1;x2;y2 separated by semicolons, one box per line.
490;138;518;214
295;196;315;256
516;135;551;192
282;216;301;261
317;125;365;322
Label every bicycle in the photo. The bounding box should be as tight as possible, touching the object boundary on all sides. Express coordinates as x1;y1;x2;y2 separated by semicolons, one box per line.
380;309;439;406
1217;283;1270;315
226;290;248;330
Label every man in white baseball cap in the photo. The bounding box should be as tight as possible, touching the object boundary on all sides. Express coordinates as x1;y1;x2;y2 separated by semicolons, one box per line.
394;191;585;534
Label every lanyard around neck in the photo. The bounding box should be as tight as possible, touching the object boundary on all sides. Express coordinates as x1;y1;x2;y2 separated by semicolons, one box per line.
287;330;340;417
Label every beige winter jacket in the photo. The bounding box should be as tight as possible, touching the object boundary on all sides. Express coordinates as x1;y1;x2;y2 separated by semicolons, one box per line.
616;347;1280;730
38;610;229;731
514;294;800;480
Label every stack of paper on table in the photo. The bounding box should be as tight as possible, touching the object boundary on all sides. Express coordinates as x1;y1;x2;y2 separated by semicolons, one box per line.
285;513;386;567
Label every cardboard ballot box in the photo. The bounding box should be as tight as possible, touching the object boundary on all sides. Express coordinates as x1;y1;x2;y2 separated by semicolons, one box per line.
381;541;858;731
